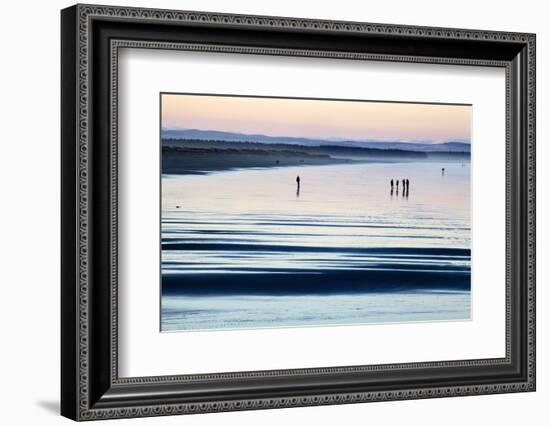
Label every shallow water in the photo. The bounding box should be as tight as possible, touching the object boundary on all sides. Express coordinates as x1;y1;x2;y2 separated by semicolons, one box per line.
162;292;471;331
161;161;471;331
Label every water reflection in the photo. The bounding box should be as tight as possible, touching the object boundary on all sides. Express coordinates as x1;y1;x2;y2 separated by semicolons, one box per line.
161;161;471;331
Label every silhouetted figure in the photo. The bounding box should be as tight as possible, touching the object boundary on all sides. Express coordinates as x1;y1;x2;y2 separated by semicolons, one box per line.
402;179;405;189
396;179;399;191
442;167;445;176
406;179;410;197
390;179;394;191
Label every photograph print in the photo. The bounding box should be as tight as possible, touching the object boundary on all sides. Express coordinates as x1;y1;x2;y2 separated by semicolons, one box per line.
160;93;472;332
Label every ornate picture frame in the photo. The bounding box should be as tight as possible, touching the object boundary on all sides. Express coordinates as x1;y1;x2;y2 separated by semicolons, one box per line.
61;4;535;421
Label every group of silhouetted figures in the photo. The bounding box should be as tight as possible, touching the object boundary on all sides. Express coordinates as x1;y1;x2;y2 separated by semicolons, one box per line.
295;175;410;199
390;178;410;198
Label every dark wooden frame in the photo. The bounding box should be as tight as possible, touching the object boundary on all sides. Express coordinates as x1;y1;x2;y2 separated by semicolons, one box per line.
61;4;536;421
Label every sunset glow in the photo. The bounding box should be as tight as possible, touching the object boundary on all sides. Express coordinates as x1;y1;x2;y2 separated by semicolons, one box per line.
161;93;471;144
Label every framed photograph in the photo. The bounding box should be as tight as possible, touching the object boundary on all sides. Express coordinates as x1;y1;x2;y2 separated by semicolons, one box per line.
61;4;536;421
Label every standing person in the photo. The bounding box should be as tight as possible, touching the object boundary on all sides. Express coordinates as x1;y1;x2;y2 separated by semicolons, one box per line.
390;179;394;191
396;179;399;191
442;167;445;176
296;175;301;197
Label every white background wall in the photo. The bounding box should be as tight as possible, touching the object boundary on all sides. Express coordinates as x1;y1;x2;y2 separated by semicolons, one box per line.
0;0;547;424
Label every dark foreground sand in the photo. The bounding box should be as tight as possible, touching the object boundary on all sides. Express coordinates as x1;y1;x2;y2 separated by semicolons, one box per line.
162;246;471;295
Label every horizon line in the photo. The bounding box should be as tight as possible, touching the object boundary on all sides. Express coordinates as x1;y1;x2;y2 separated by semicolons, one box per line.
161;127;471;145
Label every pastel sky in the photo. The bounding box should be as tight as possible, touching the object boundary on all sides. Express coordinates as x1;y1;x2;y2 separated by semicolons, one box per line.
161;94;471;144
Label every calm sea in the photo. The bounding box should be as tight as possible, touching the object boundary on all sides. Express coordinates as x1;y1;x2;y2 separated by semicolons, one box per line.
161;161;471;331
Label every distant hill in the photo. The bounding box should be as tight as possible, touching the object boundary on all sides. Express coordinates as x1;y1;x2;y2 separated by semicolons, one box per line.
162;129;470;153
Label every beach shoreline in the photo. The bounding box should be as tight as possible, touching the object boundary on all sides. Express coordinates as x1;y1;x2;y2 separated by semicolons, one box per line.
162;138;470;174
160;159;471;330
